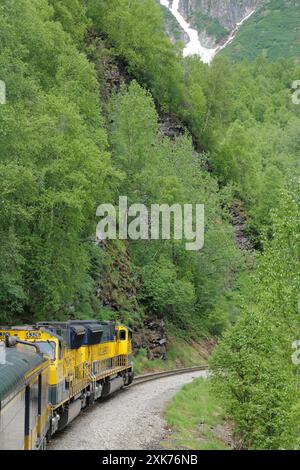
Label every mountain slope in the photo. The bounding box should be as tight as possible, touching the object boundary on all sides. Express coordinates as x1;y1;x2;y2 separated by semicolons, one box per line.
159;0;262;50
179;0;261;35
160;0;300;63
223;0;300;62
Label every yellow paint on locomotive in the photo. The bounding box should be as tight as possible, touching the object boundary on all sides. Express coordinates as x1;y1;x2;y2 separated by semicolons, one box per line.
0;322;133;449
0;328;62;388
0;323;133;410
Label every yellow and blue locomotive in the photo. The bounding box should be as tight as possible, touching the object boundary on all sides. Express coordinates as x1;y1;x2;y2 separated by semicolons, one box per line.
0;320;134;450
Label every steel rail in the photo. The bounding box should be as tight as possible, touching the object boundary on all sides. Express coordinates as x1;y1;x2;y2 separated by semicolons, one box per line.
132;365;209;386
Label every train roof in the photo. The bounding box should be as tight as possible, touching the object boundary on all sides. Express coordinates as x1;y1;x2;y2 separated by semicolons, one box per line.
36;320;116;327
0;346;45;402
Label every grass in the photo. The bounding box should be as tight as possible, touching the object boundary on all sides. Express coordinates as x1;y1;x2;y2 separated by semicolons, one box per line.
133;334;210;375
224;0;300;62
164;378;231;450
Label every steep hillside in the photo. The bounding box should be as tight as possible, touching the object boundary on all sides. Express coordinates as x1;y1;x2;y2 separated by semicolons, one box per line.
2;0;300;450
159;1;300;63
179;0;260;38
223;0;300;62
162;2;188;43
159;0;262;52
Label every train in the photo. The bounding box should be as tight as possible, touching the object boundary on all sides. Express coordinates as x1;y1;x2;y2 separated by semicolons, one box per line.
0;320;134;450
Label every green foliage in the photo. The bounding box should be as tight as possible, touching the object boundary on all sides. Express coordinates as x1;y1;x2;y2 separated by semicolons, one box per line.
48;0;89;45
211;185;300;449
165;378;229;450
203;57;300;240
2;1;300;450
86;0;300;249
109;81;158;195
141;257;196;326
224;0;300;62
108;81;244;333
188;11;228;43
181;57;207;139
84;0;300;248
0;0;117;321
87;0;184;112
1;0;298;319
0;230;26;320
133;328;208;374
160;3;185;41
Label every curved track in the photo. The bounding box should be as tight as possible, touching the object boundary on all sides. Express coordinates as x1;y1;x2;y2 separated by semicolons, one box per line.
132;365;209;386
49;366;208;450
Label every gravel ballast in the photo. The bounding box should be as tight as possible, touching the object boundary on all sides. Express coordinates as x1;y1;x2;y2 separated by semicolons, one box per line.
49;370;207;450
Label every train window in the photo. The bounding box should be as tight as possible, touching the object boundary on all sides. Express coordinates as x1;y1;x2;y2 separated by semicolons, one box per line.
30;379;39;430
58;341;63;360
25;386;30;437
119;330;126;341
38;374;42;416
41;370;48;412
34;341;56;360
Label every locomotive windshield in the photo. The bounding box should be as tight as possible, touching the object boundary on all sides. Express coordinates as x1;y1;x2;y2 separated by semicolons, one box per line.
34;341;56;360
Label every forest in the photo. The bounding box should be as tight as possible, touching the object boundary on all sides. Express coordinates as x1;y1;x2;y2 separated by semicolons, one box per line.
1;0;300;449
225;0;300;62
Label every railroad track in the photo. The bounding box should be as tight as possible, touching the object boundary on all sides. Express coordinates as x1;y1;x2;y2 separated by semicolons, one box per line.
132;365;209;386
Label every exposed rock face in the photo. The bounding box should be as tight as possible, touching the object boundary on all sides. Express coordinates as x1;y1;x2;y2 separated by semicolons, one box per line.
165;22;188;45
133;318;167;359
178;0;261;29
198;29;217;48
231;200;254;252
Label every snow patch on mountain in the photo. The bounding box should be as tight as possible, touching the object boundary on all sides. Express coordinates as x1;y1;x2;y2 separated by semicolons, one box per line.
160;0;257;64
